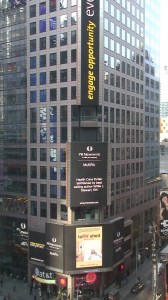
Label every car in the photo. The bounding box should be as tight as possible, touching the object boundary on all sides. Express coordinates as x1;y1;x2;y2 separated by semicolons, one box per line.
130;280;145;294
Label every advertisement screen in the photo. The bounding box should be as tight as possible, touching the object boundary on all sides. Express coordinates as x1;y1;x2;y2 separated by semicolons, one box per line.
29;231;45;263
112;218;124;265
81;0;100;105
160;190;168;236
69;143;108;207
124;225;132;256
45;223;64;271
76;226;102;268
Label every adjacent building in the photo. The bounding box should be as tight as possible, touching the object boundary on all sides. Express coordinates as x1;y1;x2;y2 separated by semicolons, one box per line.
0;0;160;298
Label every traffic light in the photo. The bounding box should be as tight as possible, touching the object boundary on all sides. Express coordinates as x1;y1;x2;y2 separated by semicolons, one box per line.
119;263;124;271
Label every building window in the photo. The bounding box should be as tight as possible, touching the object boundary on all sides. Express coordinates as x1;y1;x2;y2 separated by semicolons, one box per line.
31;148;37;161
30;4;36;18
40;107;47;123
31;201;37;216
30;107;37;123
60;127;67;143
40;55;46;67
60;32;67;46
50;167;57;180
40;90;47;102
60;51;67;64
61;204;68;221
31;183;37;196
50;17;57;30
50;127;57;143
50;148;57;161
31;166;37;178
50;0;56;12
60;69;67;82
40;166;47;179
50;185;57;198
30;22;36;35
50;71;57;83
71;68;76;81
71;49;76;62
30;91;37;103
60;87;67;100
30;128;37;143
60;148;66;162
39;2;46;15
30;56;36;69
50;88;57;101
50;203;57;219
60;14;67;28
40;184;47;197
40;19;46;33
50;35;57;47
50;53;57;66
40;127;47;143
71;12;77;25
40;148;47;161
71;30;76;43
40;72;46;85
60;0;67;9
60;186;66;199
71;86;76;99
50;106;57;122
40;37;46;50
30;74;36;86
40;202;47;217
60;105;67;122
30;39;36;52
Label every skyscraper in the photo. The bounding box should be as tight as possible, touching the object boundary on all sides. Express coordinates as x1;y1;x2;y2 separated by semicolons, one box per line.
0;0;160;298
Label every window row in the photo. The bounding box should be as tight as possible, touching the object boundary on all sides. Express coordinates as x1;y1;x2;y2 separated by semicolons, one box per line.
112;162;143;179
30;50;76;68
111;177;144;198
31;165;66;181
30;68;76;83
30;105;68;123
30;12;77;35
30;126;67;144
111;146;143;160
110;128;143;144
30;147;66;162
30;86;76;102
31;201;67;220
30;0;76;17
30;183;66;199
30;31;76;52
104;18;143;38
104;0;144;19
104;55;144;80
103;107;144;126
104;72;143;95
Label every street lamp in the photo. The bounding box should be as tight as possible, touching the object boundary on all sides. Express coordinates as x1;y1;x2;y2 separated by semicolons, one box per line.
135;240;148;279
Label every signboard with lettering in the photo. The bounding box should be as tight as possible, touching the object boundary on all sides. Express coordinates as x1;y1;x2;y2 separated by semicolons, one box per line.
29;231;45;263
81;0;100;105
45;223;64;272
159;190;168;237
68;142;108;207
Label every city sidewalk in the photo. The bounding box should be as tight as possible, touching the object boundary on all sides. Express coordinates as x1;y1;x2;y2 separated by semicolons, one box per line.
104;259;152;299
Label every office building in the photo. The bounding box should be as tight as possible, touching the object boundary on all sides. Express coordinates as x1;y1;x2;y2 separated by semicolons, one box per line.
0;0;160;298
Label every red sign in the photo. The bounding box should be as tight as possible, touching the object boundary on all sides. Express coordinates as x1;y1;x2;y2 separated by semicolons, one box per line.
86;272;96;283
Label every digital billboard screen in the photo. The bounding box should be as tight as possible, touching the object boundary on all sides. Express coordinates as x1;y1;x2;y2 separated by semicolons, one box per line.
68;143;108;207
81;0;100;105
29;231;45;263
159;190;168;237
45;223;64;272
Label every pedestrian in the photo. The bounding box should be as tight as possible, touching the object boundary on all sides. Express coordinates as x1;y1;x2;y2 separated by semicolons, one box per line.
30;286;33;294
3;297;6;300
34;295;37;300
13;285;16;292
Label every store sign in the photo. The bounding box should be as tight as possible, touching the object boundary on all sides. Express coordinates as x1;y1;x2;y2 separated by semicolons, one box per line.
34;268;56;284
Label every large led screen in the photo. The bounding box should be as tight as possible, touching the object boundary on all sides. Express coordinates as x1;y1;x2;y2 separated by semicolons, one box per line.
68;143;108;207
160;190;168;237
81;0;100;105
45;223;64;272
29;231;45;263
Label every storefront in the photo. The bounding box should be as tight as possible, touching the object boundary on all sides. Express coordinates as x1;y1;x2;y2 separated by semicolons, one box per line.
31;267;67;299
74;273;101;299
